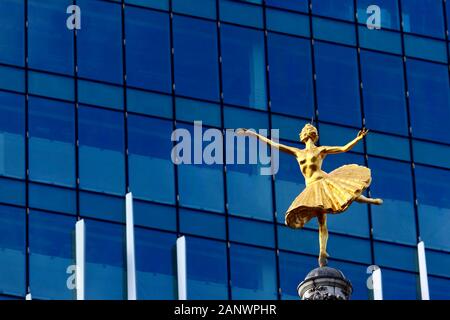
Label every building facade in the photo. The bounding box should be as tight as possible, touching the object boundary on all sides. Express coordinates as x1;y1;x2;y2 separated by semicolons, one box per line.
0;0;449;300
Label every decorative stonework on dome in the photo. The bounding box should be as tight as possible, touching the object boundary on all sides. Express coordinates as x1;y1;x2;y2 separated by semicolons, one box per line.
304;266;347;280
298;267;353;300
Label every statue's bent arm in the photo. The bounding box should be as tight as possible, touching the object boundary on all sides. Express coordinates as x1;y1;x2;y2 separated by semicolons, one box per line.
320;128;368;155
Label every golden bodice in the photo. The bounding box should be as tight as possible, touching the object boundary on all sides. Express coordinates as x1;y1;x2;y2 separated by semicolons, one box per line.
295;147;327;186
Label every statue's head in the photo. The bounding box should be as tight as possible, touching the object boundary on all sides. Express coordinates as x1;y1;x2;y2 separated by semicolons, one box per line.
299;124;318;143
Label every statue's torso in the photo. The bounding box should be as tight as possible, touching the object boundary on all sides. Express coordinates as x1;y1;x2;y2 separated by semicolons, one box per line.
295;147;327;186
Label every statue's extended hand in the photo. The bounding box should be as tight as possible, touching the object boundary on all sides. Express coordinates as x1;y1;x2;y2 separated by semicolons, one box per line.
236;128;253;136
357;128;369;139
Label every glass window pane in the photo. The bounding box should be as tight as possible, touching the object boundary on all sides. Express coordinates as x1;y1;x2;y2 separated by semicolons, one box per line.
223;105;269;130
328;234;372;264
226;162;273;221
125;0;169;10
173;0;216;19
313;18;356;46
368;157;416;245
266;9;310;37
0;178;25;206
361;51;408;135
77;0;123;84
426;249;450;278
78;80;123;110
125;7;171;92
128;115;175;204
0;65;25;93
382;269;419;300
186;237;228;299
0;0;24;66
29;72;74;101
278;225;317;254
0;295;21;300
358;26;402;54
413;140;450;169
416;165;450;252
407;59;450;144
230;244;277;299
220;0;263;28
278;252;316;300
319;124;364;154
176;123;224;213
176;98;221;128
79;106;125;195
229;217;275;248
127;89;172;119
429;276;450;300
28;0;73;74
173;16;219;101
221;25;267;110
29;97;75;187
135;228;177;300
404;35;447;63
0;91;25;179
0;204;25;296
312;0;354;21
330;260;370;300
367;132;410;161
29;183;76;215
357;0;400;30
272;115;308;142
79;192;125;223
315;42;361;127
29;210;76;300
401;0;445;38
85;220;125;300
224;109;273;221
134;201;177;232
267;33;314;118
374;241;417;272
280;223;371;263
266;0;308;13
180;209;226;240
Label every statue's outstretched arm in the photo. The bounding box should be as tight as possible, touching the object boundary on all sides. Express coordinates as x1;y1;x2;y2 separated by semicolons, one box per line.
236;128;299;156
321;128;369;155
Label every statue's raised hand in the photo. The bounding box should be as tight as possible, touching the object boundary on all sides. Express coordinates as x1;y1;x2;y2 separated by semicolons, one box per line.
357;128;369;139
236;128;254;136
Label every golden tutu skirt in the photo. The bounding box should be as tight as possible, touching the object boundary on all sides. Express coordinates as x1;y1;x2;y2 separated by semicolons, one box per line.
285;164;371;229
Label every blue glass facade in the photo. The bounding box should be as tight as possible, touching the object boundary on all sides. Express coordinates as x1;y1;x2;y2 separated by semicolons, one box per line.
0;0;449;300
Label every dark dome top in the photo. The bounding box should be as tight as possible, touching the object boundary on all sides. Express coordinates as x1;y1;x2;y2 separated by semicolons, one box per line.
305;267;347;280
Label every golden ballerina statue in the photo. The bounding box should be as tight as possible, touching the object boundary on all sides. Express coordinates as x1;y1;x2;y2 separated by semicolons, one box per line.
237;124;383;267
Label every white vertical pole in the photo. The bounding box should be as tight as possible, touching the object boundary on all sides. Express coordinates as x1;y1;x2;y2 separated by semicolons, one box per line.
25;293;32;300
126;192;137;300
176;236;187;300
372;268;383;300
417;241;430;300
75;219;85;300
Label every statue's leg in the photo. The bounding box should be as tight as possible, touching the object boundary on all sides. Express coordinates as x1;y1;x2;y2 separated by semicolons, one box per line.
356;194;383;205
317;214;329;267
